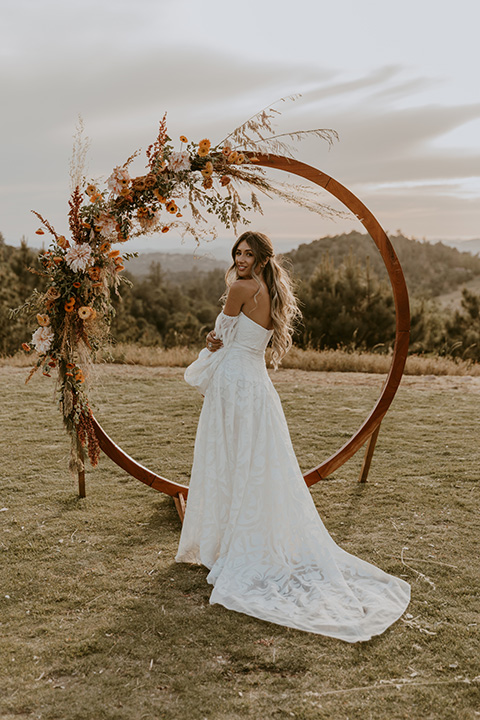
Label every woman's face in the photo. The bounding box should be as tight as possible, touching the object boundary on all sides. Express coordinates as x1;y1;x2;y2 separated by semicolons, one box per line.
234;240;257;278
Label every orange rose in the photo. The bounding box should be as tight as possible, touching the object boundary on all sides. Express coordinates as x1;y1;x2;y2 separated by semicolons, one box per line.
220;175;231;186
109;250;120;258
35;228;45;235
22;342;31;352
161;226;170;233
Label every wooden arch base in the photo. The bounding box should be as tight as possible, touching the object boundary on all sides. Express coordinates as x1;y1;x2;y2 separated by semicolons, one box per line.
80;153;410;522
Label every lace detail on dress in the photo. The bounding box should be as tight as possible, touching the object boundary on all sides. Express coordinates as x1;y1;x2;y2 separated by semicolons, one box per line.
177;311;410;642
184;312;239;396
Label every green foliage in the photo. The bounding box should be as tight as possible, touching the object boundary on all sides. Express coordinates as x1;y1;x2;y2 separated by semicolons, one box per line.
3;232;480;361
444;289;480;360
0;236;47;355
285;230;480;298
295;251;396;351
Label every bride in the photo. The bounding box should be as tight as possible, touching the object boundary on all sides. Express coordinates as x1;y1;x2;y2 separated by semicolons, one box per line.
175;231;410;642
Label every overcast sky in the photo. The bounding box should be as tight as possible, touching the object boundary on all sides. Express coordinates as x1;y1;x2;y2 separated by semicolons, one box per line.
1;0;479;259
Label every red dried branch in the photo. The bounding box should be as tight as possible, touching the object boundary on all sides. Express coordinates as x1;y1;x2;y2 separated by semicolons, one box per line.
68;186;84;244
31;210;59;239
146;113;168;171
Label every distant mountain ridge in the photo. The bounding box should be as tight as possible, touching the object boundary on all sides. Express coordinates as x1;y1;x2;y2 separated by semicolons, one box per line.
283;231;480;299
439;238;480;256
125;251;227;277
119;232;480;300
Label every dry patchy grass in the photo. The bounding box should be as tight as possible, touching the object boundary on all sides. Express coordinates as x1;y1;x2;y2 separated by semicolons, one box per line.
1;366;479;719
2;343;480;377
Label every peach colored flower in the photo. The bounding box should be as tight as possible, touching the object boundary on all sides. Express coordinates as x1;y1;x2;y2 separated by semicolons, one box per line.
107;166;131;194
36;313;50;327
201;161;213;178
31;326;54;353
169;151;191;172
166;200;177;214
65;243;93;272
180;135;188;143
88;266;102;282
46;287;61;300
227;151;238;163
57;235;70;249
78;306;95;320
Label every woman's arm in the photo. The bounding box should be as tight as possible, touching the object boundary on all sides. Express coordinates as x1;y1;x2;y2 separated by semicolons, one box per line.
206;282;250;352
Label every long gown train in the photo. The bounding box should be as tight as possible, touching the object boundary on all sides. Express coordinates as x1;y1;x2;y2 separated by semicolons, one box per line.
175;311;410;642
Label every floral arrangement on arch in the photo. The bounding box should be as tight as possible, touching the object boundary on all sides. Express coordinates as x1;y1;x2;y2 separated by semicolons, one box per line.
12;98;339;474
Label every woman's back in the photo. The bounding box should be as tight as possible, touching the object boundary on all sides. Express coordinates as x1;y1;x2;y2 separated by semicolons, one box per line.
225;278;273;330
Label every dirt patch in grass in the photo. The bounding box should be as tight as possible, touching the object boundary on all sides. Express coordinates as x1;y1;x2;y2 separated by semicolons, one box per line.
1;366;479;719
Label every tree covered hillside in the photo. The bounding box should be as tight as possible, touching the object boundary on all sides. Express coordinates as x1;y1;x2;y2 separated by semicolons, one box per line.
2;231;480;361
285;231;480;298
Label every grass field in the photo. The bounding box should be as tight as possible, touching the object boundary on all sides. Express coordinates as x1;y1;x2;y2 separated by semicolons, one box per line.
1;365;479;719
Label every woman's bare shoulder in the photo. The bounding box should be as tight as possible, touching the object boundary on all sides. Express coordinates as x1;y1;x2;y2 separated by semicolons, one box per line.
228;279;257;298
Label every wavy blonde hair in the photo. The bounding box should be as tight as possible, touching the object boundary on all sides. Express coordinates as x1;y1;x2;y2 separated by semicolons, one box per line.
224;231;301;369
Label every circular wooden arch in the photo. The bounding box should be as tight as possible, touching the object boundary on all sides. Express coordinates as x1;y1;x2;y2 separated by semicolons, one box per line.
89;153;410;504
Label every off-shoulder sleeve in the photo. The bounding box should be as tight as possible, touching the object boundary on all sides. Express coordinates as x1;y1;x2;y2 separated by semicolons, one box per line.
184;312;239;395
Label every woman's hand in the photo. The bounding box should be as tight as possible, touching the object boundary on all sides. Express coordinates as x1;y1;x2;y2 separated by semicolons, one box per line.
206;330;223;353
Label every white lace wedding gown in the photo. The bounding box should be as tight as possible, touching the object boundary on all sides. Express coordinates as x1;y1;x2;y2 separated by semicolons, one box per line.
176;311;410;642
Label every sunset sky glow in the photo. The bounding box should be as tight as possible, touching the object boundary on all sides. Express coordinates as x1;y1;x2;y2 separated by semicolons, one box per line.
1;0;479;259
